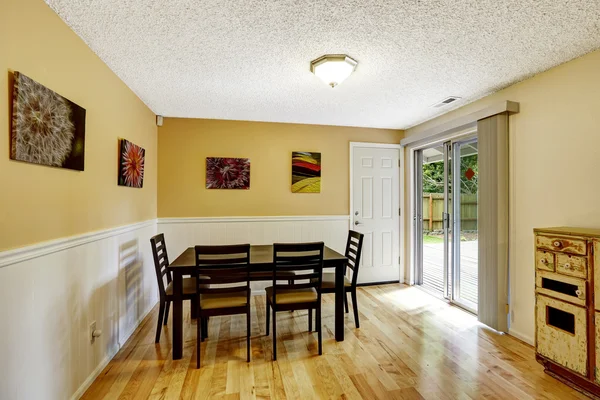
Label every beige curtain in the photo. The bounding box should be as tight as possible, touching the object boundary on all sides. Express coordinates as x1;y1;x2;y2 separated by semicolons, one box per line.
477;113;509;332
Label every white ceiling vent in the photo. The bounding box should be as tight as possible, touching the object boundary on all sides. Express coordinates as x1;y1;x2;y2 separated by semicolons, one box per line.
432;96;461;108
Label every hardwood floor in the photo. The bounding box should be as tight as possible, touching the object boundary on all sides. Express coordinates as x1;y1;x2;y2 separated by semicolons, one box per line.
82;284;588;400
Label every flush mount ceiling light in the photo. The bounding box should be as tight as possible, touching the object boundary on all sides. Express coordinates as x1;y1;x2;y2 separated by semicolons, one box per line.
310;54;358;88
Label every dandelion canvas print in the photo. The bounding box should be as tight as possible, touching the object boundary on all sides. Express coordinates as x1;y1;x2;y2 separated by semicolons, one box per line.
118;139;145;188
292;152;321;193
206;157;250;189
11;72;86;171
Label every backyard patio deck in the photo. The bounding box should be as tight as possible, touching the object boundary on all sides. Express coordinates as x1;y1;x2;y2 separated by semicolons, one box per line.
422;240;478;305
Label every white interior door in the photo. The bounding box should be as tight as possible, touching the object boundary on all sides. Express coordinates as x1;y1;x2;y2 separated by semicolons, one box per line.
351;144;401;284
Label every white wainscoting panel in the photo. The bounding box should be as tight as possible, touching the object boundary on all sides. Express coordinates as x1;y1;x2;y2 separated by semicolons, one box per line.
0;220;158;400
0;215;350;400
158;216;350;292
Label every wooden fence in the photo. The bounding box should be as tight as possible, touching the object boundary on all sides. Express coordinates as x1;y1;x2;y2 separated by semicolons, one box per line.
422;193;478;232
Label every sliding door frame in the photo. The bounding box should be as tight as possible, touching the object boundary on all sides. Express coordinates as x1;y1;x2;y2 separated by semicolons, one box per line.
413;150;424;286
450;136;478;314
408;128;477;306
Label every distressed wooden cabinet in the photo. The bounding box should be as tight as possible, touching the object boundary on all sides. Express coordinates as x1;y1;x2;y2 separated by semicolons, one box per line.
535;227;600;399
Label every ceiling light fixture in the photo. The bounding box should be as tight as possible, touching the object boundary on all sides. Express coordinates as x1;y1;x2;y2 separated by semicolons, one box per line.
310;54;358;88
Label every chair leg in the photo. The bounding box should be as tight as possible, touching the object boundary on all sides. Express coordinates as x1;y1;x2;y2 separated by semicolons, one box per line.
351;290;360;329
288;282;294;313
190;296;197;319
344;290;349;314
266;301;271;336
290;280;296;313
308;308;313;332
163;301;171;325
246;310;251;362
201;318;208;341
203;316;209;340
317;305;322;355
272;309;277;361
155;300;165;343
197;314;202;368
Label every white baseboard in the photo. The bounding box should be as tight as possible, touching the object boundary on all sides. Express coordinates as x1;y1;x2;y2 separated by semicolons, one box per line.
70;343;119;400
118;300;157;348
508;328;534;346
71;295;157;400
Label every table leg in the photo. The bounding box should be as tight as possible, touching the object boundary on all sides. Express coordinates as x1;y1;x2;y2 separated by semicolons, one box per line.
172;272;183;359
335;262;345;341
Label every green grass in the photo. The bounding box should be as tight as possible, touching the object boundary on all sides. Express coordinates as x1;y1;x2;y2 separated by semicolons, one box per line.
423;235;444;244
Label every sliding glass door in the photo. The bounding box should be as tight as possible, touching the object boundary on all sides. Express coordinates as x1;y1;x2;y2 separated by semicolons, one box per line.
414;137;479;313
414;144;449;297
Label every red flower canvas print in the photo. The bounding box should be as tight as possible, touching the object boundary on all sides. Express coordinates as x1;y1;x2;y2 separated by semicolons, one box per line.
118;139;145;188
206;157;250;189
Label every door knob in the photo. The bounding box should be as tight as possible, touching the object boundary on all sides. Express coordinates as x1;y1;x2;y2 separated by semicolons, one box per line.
355;221;362;226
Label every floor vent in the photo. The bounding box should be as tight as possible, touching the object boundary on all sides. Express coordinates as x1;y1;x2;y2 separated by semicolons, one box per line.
432;96;461;108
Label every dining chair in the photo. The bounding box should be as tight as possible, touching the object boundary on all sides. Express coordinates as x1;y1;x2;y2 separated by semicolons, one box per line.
265;242;324;360
316;231;364;328
195;244;252;368
150;233;199;343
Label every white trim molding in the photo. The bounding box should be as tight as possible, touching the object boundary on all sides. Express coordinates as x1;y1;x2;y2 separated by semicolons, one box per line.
158;215;349;224
0;219;157;269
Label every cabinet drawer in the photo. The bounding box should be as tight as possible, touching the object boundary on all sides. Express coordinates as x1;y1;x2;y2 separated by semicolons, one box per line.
556;253;588;279
535;270;586;307
536;250;555;272
536;294;588;376
536;235;587;255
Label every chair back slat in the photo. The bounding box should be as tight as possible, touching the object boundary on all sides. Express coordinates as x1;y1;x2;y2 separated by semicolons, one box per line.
196;257;249;265
345;231;364;285
271;242;324;304
195;244;251;297
150;233;171;297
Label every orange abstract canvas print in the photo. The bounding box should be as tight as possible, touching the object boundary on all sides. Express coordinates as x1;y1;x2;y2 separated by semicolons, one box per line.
292;152;321;193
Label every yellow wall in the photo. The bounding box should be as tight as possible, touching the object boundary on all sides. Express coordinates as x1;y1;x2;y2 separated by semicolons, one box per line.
404;49;600;343
158;118;403;217
0;0;157;251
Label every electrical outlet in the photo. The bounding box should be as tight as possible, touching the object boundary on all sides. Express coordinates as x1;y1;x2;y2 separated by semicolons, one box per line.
90;321;97;344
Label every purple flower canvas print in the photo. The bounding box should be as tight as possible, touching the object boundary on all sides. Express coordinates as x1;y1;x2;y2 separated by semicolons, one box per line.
206;157;250;189
11;71;86;170
118;139;145;188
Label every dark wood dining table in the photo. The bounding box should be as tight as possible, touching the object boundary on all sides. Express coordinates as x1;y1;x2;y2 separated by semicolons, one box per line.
167;244;348;359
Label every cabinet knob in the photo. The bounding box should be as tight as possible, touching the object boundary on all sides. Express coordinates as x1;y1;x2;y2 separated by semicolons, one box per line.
576;289;582;297
553;240;562;248
540;259;548;264
565;263;572;269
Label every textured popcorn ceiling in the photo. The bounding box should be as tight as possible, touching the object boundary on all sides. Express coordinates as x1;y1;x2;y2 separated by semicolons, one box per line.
46;0;600;129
